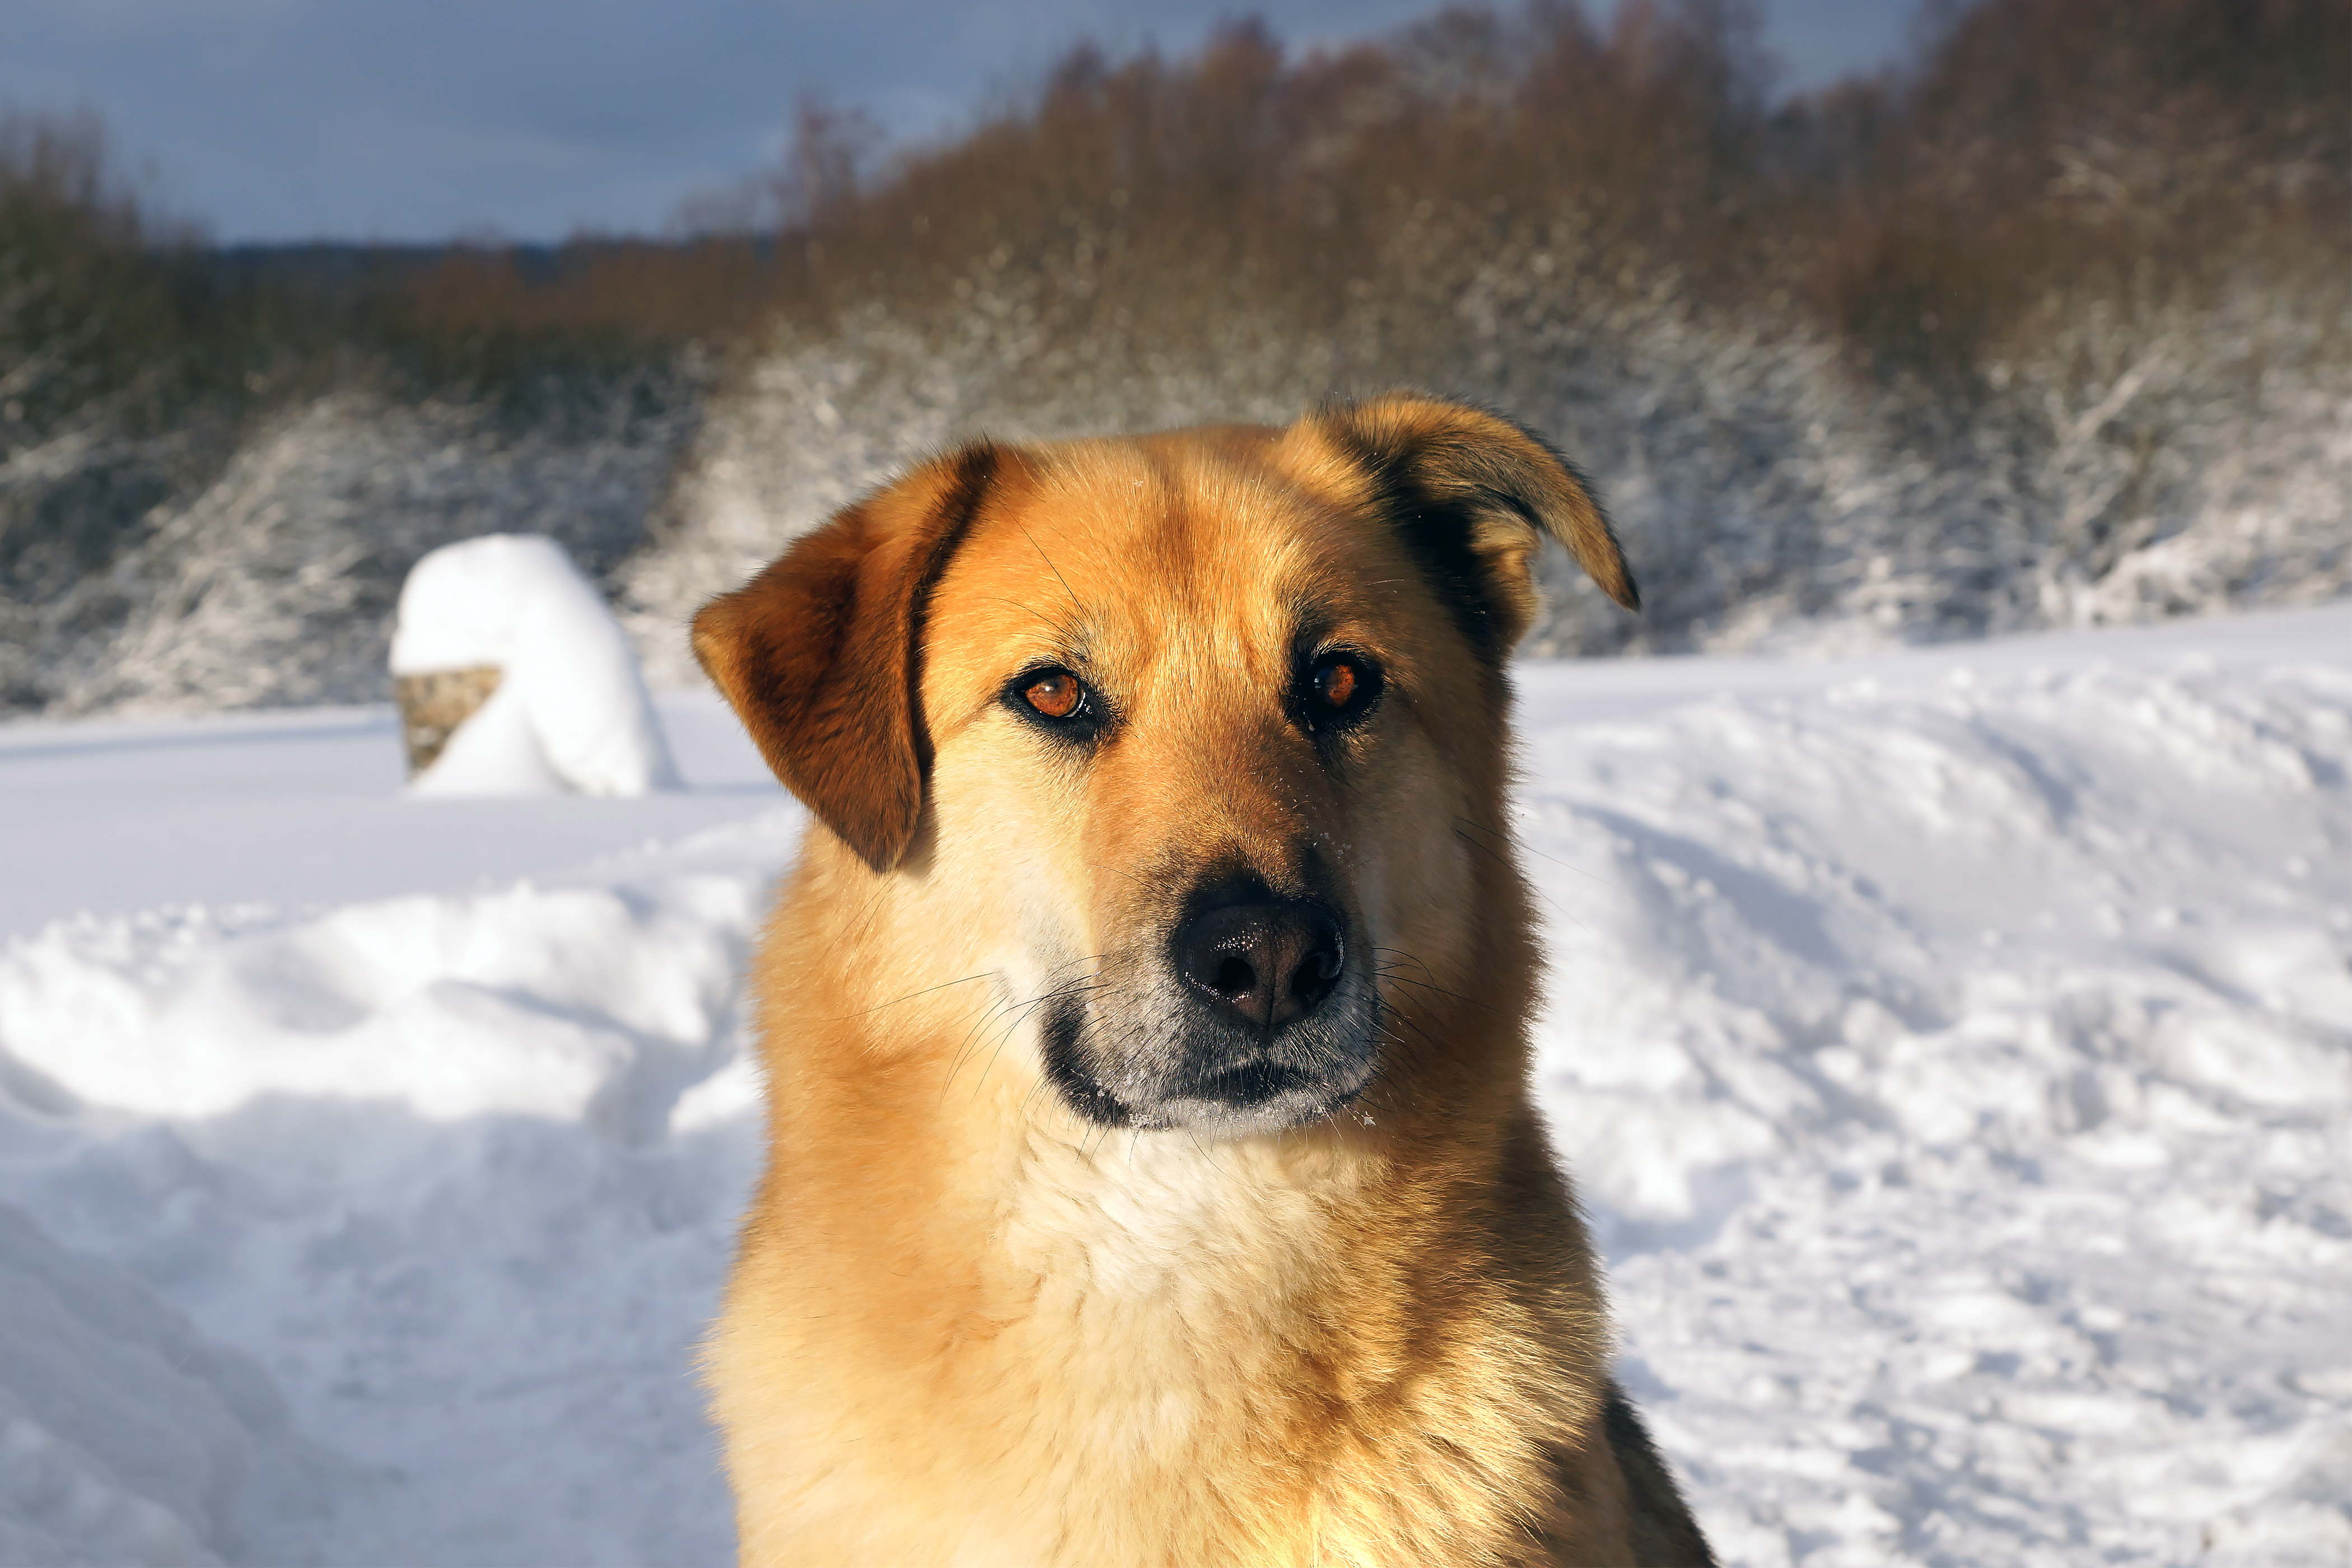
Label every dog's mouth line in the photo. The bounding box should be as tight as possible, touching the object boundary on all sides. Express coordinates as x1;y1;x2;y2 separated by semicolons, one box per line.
1124;1075;1373;1134
1186;1060;1314;1106
1087;1029;1383;1133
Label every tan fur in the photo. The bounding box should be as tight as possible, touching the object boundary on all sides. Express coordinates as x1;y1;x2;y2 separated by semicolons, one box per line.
697;395;1714;1566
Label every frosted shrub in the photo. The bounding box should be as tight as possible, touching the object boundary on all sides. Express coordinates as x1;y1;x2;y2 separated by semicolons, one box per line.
43;382;695;716
623;255;2348;675
619;295;1334;684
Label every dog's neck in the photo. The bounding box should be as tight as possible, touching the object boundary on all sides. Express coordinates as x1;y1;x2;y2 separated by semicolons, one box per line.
991;1106;1383;1312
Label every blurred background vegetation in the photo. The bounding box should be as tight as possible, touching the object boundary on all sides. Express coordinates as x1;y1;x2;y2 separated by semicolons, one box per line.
3;0;2346;713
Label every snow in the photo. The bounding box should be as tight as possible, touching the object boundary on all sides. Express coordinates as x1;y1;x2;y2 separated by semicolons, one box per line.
1516;605;2352;1565
0;695;773;941
394;535;682;798
0;688;787;1566
0;1202;286;1568
2;603;2349;1565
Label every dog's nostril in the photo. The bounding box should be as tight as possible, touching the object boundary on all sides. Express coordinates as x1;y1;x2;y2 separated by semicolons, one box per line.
1175;898;1346;1030
1290;952;1338;1007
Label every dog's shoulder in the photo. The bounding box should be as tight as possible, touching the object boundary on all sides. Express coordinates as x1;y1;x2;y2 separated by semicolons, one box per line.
1575;1388;1717;1567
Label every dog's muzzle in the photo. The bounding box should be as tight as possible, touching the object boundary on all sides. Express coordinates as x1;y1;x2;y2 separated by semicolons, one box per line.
1041;883;1379;1136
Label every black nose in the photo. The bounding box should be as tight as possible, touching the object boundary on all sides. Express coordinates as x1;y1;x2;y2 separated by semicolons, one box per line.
1175;900;1346;1031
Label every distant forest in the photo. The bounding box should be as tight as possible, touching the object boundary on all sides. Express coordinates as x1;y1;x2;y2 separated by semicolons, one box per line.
3;0;2346;713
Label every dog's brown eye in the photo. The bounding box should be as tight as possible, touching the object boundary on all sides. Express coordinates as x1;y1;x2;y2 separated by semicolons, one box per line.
1314;659;1359;708
1024;672;1083;719
1295;650;1382;743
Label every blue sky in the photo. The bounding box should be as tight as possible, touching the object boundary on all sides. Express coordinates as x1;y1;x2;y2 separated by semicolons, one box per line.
2;0;1925;244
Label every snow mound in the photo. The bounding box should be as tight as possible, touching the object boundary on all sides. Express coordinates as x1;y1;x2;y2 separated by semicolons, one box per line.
393;534;681;798
0;1203;287;1568
1519;643;2352;1565
0;815;795;1565
0;875;756;1143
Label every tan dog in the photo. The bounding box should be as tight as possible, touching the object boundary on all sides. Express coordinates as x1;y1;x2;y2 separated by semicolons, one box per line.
693;393;1715;1566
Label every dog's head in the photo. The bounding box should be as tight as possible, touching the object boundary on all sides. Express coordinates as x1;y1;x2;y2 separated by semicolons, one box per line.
696;393;1635;1138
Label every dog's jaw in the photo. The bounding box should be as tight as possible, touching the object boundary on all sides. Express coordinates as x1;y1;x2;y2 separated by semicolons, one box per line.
1039;991;1136;1127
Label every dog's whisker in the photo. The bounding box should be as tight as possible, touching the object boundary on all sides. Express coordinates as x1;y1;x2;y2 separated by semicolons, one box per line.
1454;813;1612;888
947;971;1116;1076
984;594;1086;638
1448;822;1580;926
1379;972;1508;1016
1448;822;1603;937
1018;523;1095;624
958;972;1134;1102
827;969;1002;1022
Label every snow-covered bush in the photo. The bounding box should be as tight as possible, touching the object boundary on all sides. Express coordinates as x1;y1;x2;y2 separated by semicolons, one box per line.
34;381;697;717
617;263;2351;679
613;0;2348;673
2;109;712;721
617;297;1332;684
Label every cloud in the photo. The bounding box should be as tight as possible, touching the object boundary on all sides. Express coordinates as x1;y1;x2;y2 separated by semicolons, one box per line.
1;0;1918;242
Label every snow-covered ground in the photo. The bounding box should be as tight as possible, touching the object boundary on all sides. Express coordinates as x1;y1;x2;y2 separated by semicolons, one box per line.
3;605;2348;1566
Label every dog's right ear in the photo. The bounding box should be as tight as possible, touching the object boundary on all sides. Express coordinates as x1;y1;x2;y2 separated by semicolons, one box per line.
692;442;1002;874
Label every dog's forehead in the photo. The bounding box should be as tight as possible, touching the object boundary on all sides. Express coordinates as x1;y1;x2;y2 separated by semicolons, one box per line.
943;434;1388;664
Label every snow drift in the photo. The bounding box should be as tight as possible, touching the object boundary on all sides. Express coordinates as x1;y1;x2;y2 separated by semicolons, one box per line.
1515;630;2352;1565
0;605;2346;1564
0;1203;290;1568
0;878;750;1138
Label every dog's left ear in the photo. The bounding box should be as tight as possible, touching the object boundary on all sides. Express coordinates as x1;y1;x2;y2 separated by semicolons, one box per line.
1298;392;1637;658
691;442;1003;874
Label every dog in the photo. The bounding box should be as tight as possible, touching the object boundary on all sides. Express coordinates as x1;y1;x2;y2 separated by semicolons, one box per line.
692;392;1716;1566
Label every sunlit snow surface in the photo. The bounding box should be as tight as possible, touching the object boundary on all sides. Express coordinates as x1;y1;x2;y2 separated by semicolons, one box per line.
3;608;2350;1566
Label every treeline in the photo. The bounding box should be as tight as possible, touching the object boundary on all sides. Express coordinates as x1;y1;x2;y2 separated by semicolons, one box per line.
0;117;734;711
725;0;2340;384
416;0;2345;394
624;0;2346;672
18;0;2331;428
3;0;2346;712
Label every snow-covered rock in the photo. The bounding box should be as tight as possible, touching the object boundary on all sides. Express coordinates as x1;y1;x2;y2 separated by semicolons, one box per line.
393;534;680;798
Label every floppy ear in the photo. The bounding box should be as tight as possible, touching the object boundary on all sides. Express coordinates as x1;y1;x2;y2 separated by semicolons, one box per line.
1301;392;1636;658
691;442;1002;874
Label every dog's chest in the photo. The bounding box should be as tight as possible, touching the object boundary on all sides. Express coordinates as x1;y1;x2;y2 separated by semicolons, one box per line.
735;1140;1556;1566
1001;1131;1340;1296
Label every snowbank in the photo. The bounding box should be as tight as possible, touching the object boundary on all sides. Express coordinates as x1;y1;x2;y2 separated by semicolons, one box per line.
0;810;795;1566
393;534;680;797
0;603;2346;1565
0;1203;288;1568
0;876;757;1141
1514;628;2352;1565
